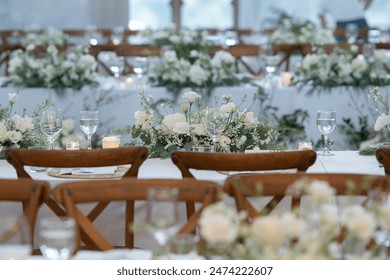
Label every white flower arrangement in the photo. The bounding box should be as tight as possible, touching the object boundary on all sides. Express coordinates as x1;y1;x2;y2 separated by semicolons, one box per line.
3;44;100;90
199;177;386;259
0;92;47;153
20;28;69;46
149;49;246;97
270;16;334;45
117;91;281;158
369;87;390;131
293;46;390;93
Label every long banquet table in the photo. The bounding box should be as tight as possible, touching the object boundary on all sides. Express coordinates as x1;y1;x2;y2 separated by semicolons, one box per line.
0;151;385;251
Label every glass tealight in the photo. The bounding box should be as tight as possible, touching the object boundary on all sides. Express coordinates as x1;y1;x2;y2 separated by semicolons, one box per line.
102;135;121;149
192;145;215;152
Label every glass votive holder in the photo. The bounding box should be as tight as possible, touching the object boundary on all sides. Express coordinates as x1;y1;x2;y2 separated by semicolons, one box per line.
66;139;80;150
168;234;199;259
192;145;215;152
298;141;313;151
102;135;121;149
28;146;48;173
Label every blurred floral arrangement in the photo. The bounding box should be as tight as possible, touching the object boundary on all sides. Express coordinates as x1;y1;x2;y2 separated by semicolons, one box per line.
116;91;281;158
56;118;86;149
0;92;47;153
140;27;210;59
369;87;390;132
293;46;390;93
269;11;334;44
199;177;390;259
149;49;247;97
20;28;70;46
3;44;100;91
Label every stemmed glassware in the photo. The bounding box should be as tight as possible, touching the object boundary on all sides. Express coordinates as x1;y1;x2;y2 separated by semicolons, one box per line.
80;110;99;150
203;106;224;151
40;107;63;150
260;43;279;87
345;23;359;44
38;217;76;260
316;109;336;156
147;188;179;258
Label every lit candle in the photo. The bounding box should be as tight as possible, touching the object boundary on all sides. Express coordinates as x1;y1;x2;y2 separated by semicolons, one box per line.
281;72;292;86
66;140;80;150
298;141;313;151
102;135;121;149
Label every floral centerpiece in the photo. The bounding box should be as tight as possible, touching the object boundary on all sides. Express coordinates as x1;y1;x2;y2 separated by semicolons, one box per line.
117;91;281;158
20;28;70;46
199;177;389;259
0;92;47;153
149;49;247;98
293;46;390;94
269;11;334;45
2;44;100;91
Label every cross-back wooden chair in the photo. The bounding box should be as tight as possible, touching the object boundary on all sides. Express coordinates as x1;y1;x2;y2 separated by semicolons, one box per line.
223;173;390;220
0;179;49;245
171;150;317;221
4;147;149;218
376;148;390;176
52;178;220;251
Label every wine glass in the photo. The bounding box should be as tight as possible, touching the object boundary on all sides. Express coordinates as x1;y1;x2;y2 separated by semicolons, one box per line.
260;43;279;87
316;110;336;156
40;107;63;150
147;188;179;258
0;215;32;260
38;217;76;260
345;23;359;44
80;110;99;150
203;106;224;151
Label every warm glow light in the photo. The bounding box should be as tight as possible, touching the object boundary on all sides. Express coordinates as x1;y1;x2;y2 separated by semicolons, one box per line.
102;136;121;149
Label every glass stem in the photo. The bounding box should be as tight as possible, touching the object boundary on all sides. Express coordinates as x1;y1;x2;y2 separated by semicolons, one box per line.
323;134;329;154
87;136;92;150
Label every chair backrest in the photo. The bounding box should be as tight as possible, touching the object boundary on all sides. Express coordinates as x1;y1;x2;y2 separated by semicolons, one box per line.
5;147;148;178
52;178;220;251
0;179;49;243
5;147;149;219
171;150;317;178
376;148;390;175
223;173;389;219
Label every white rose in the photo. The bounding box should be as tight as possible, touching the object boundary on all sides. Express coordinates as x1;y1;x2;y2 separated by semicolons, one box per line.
0;123;7;142
190;124;206;136
134;111;153;129
250;216;284;248
307;180;335;204
219;135;231;148
374;114;390;131
182;91;200;104
220;103;237;116
172;121;189;134
6;130;23;143
8;93;18;104
161;113;186;132
11;115;33;133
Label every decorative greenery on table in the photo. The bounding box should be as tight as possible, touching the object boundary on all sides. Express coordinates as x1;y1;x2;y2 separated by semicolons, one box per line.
293;46;390;94
0;92;47;153
116;91;283;158
2;44;100;91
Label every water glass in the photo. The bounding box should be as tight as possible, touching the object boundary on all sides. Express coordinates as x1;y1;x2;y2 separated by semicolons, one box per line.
38;217;76;260
80;110;99;150
40;107;63;150
316;110;336;156
192;145;215;152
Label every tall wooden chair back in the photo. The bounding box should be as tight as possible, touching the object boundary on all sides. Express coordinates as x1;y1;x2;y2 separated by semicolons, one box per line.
224;173;389;219
0;179;49;245
52;178;220;251
376;148;390;176
5;147;149;218
171;150;317;178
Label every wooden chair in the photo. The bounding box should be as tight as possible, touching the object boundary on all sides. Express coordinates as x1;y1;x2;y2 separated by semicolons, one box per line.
171;150;317;179
376;148;390;175
0;179;49;245
5;147;149;218
223;173;389;219
52;178;220;250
